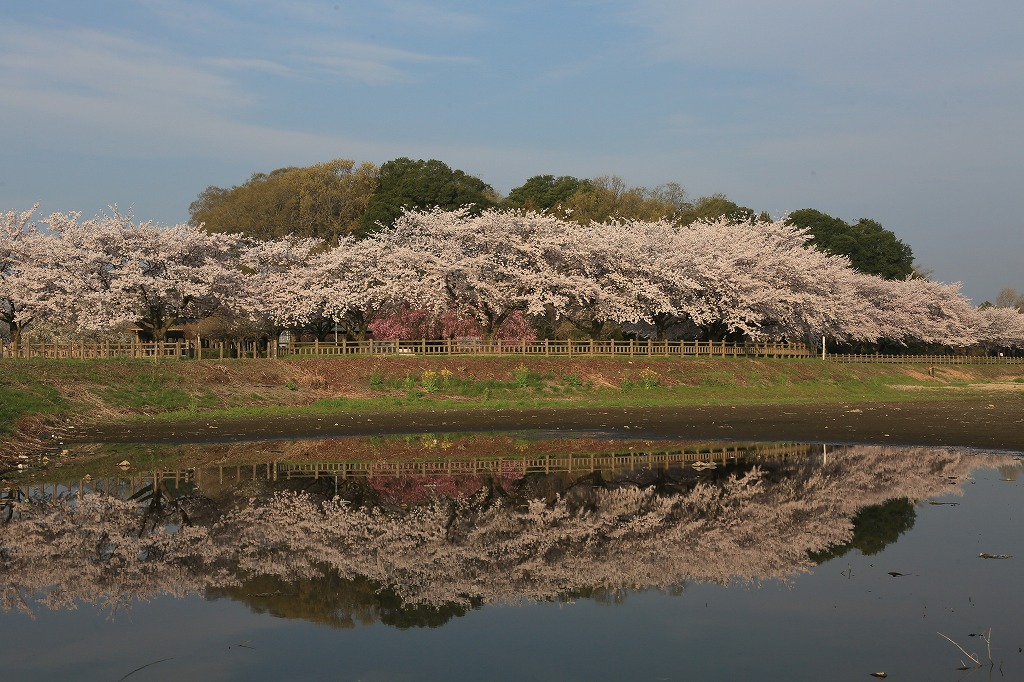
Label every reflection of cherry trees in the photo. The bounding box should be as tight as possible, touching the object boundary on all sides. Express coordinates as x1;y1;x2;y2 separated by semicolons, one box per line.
0;493;228;616
2;446;1017;624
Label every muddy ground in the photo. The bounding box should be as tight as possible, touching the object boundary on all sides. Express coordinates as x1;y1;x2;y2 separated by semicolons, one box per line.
73;396;1024;452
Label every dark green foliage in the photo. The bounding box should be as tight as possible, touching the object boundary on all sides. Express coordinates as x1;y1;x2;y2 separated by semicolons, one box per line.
504;175;590;210
208;571;478;630
809;497;917;563
787;208;915;280
360;158;497;232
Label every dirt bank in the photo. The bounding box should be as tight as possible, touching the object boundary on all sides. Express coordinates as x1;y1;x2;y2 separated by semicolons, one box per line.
72;396;1024;452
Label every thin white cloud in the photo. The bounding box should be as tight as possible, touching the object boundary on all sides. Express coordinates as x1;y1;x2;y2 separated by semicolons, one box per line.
206;57;300;79
0;25;250;111
623;0;1024;94
301;39;478;85
372;0;488;32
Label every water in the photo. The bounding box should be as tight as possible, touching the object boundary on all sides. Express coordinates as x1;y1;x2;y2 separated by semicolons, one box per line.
2;436;1022;681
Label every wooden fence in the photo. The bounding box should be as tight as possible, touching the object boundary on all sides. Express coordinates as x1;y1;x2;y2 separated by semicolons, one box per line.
826;353;1024;365
282;338;814;358
0;339;264;360
3;338;1021;363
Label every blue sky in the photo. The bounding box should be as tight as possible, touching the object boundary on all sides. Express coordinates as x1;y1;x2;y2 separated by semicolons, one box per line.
2;0;1022;303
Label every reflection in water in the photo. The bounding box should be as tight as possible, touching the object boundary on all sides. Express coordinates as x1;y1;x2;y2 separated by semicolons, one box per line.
2;440;1021;631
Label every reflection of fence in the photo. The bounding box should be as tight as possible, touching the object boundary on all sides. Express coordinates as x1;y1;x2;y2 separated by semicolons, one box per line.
284;339;814;358
8;444;814;501
275;442;812;480
9;468;196;502
827;353;1024;364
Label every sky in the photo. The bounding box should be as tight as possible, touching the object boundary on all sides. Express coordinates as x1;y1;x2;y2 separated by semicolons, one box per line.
2;0;1022;303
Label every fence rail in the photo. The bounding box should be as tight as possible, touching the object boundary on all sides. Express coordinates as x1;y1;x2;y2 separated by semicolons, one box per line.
826;353;1024;364
282;338;814;358
3;339;1021;363
0;339;263;360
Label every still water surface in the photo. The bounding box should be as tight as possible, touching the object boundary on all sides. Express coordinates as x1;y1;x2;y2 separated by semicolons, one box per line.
2;435;1022;681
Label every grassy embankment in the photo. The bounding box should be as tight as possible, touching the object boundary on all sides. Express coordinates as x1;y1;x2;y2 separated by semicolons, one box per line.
3;355;1023;437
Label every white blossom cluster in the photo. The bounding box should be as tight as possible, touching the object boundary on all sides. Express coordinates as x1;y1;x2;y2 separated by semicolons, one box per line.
3;206;1023;346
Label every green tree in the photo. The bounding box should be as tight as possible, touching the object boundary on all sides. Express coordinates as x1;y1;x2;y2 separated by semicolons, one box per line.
559;176;680;223
359;158;497;232
786;208;914;280
190;159;378;242
675;193;757;225
504;175;590;211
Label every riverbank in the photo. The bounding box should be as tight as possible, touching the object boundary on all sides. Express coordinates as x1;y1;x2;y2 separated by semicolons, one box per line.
72;398;1024;451
3;357;1024;469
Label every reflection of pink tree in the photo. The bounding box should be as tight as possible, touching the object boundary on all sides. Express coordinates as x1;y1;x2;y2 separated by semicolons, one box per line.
368;475;496;506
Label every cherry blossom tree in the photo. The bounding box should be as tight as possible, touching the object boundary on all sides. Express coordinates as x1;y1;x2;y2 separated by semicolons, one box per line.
975;304;1024;348
44;210;245;340
366;208;586;337
236;234;326;334
0;207;53;345
4;203;1018;349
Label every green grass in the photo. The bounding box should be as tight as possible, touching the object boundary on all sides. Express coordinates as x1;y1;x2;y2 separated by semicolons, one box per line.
127;373;985;426
2;356;1022;435
0;380;66;434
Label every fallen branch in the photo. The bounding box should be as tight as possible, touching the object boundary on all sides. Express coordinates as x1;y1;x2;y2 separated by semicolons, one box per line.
937;632;981;667
118;657;175;681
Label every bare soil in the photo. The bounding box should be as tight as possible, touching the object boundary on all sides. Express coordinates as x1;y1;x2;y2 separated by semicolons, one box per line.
72;396;1024;452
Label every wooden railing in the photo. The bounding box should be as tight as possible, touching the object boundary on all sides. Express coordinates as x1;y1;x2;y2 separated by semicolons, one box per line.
3;339;1019;363
282;338;815;358
0;339;267;360
826;353;1024;364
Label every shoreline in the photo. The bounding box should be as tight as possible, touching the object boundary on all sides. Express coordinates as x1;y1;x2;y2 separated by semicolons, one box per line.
72;397;1024;452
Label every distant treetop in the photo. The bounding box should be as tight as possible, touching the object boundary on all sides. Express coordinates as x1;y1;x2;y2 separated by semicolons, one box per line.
786;208;915;280
189;159;378;243
359;158;497;234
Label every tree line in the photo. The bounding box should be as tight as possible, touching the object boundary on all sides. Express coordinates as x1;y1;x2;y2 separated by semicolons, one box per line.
189;158;917;280
3;205;1023;351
